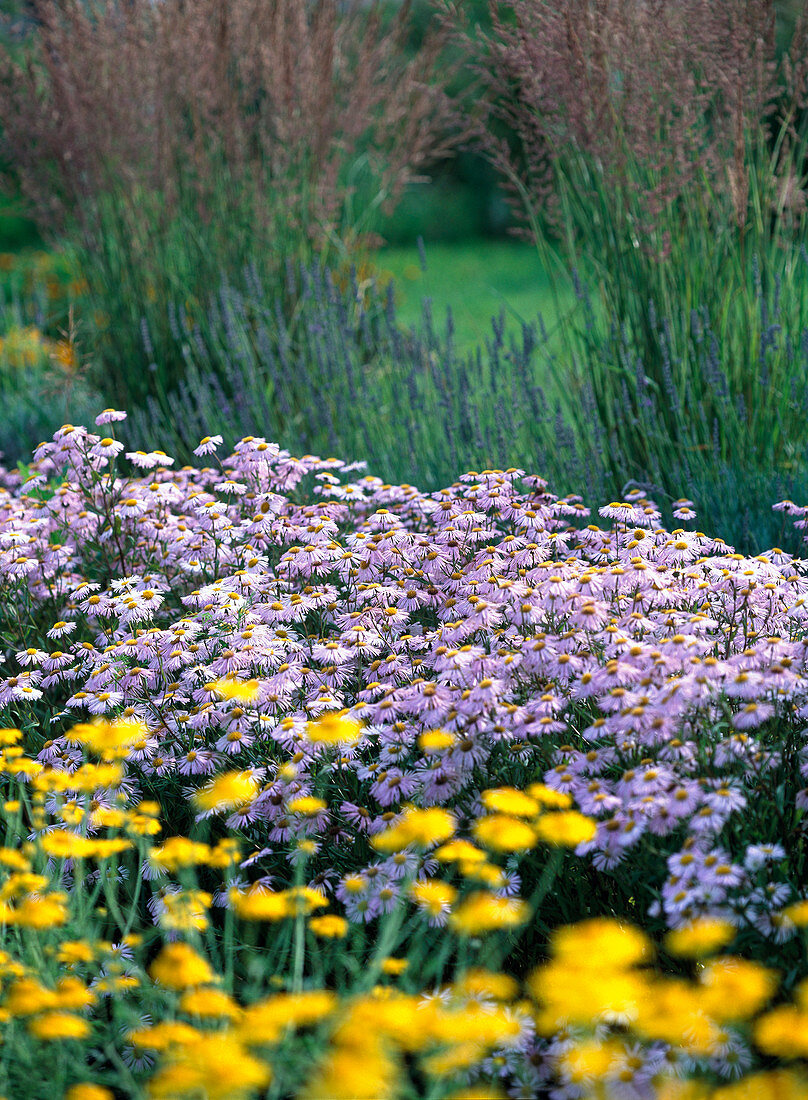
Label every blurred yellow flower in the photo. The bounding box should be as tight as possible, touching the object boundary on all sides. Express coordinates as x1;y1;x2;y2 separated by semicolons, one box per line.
66;720;148;760
147;1033;272;1100
305;712;362;746
534;810;596;846
473;813;537;852
149;944;216;990
28;1011;90;1041
665;917;736;958
481;787;540;817
193;771;259;813
372;807;455;852
448;893;529;936
309;914;348;938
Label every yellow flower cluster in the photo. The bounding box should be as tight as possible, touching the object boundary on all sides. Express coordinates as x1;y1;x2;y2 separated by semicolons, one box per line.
524;916;808;1097
149;835;239;872
473;784;596;852
304;711;363;746
193;770;260;812
301;986;524;1099
228;884;328;921
371;806;457;852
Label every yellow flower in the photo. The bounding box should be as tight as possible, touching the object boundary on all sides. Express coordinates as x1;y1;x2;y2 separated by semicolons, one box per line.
128;1021;202;1051
481;787;539;817
711;1070;808;1100
207;837;241;868
159;890;212;933
434;839;486;865
230;884;328;921
149;943;216;989
0;893;69;928
665;917;736;958
64;1087;114;1100
193;771;259;813
89;806;125;830
372;807;456;853
53;977;96;1011
64;1086;115;1100
94;974;140;994
147;1033;272;1100
149;837;212;873
286;886;329;915
473;814;537;852
430;1002;522;1048
558;1038;620;1084
55;762;124;792
179;988;240;1020
418;729;456;752
453;969;519;1002
207;678;260;704
460;861;507;888
41;831;132;861
448;893;529;936
229;888;291;921
632;976;721;1055
235;991;337;1044
698;957;778;1021
309;914;348;938
410;879;457;918
58;942;95;967
534;811;596;846
380;957;409;976
421;1040;485;1076
300;1041;398;1100
305;712;362;746
28;1011;90;1041
455;972;518;1007
783;898;808;927
551;918;652;970
0;847;30;871
526;783;573;809
754;1005;808;1058
0;871;49;902
66;720;149;760
4;977;58;1015
287;795;327;815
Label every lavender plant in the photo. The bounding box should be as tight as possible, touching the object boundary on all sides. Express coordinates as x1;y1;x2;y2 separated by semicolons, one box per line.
132;257;808;554
447;0;808;520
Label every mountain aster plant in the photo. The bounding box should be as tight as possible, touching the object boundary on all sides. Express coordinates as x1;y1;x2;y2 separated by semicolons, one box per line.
0;413;806;1094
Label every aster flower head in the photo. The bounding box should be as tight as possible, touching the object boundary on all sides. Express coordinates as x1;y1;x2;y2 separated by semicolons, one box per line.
93;408;127;427
193;435;224;457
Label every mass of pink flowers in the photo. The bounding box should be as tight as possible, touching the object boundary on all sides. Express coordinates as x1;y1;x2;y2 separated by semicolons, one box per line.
3;410;808;1092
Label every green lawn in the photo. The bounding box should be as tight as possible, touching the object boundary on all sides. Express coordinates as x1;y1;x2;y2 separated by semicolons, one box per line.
373;239;580;355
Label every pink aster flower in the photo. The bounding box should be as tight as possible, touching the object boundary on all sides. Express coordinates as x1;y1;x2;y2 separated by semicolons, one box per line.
95;409;128;425
126;450;175;469
193;435;224;457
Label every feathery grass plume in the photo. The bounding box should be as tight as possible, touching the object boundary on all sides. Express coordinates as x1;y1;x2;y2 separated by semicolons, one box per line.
445;0;808;549
0;0;459;408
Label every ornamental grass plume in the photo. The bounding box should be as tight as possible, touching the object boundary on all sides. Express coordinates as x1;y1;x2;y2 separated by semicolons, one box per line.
0;0;460;408
445;1;808;548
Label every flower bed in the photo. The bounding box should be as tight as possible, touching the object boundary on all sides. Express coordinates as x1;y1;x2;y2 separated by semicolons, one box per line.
0;411;807;1097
